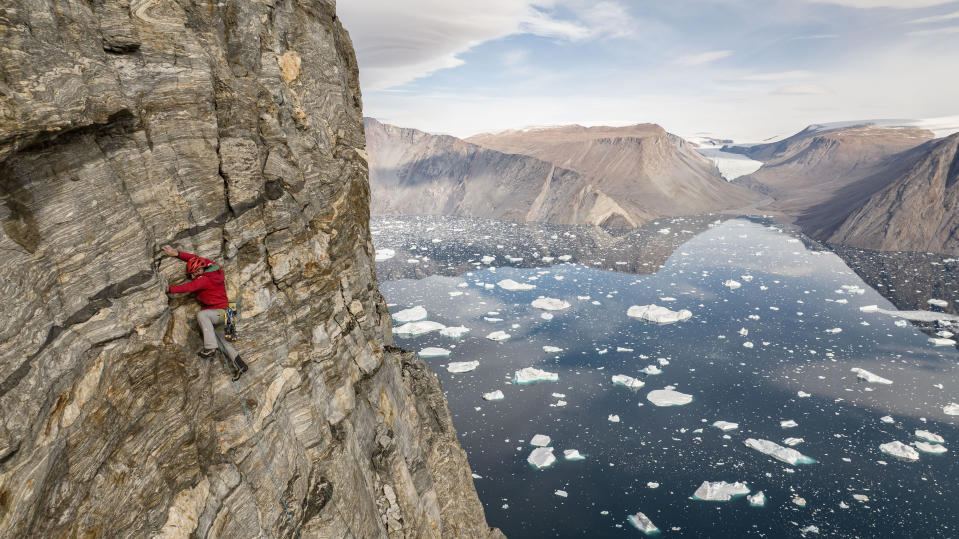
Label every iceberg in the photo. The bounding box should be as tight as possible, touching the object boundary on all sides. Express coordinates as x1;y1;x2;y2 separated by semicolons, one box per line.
642;365;662;375
514;367;559;384
612;375;645;390
439;326;470;338
724;280;742;290
393;321;446;337
543;346;563;353
563;449;585;461
392;305;427;323
745;438;816;465
784;437;804;447
418;347;450;358
851;368;893;385
825;328;842;334
554;490;568;498
481;255;496;264
647;389;693;407
859;305;879;312
915;442;947;454
879;309;959;323
945;403;959;415
929;337;956;346
541;312;553;320
692;481;750;502
712;421;739;432
879;441;920;461
747;491;766;507
880;415;895;424
627;304;692;324
608;414;621;423
532;297;571;311
928;298;950;308
914;430;944;444
527;447;556;469
627;512;660;535
374;248;395;261
482;390;505;401
792;496;807;507
853;494;869;502
781;420;798;428
447;361;479;373
486;330;510;341
531;434;552;447
497;279;536;291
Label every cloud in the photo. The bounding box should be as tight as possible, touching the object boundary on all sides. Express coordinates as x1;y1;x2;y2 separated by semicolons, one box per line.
907;25;959;36
742;70;815;81
909;10;959;23
788;34;838;41
806;0;955;7
772;84;831;95
676;50;733;66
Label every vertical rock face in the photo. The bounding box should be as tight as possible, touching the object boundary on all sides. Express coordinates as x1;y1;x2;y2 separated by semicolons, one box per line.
0;1;497;537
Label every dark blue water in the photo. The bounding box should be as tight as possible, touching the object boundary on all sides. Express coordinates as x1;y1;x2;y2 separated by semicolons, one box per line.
376;218;959;538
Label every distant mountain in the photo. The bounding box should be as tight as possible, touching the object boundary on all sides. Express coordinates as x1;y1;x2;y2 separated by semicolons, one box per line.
824;133;959;253
365;118;762;227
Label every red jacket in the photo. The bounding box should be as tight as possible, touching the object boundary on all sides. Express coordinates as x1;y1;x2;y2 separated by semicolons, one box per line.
168;251;229;310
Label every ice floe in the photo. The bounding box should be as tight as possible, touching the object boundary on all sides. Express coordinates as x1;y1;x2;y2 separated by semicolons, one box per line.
692;481;750;502
642;365;663;375
853;494;869;502
531;434;552;447
439;326;470;338
879;441;919;461
447;361;479;373
647;389;693;407
486;330;510;341
627;304;692;324
915;442;947;454
944;403;959;415
543;346;563;353
608;414;621;423
880;415;895;424
564;450;585;461
392;305;427;323
724;280;742;290
929;337;956;346
712;421;739;431
915;430;944;444
627;512;660;535
393;321;446;337
483;390;505;401
851;368;893;385
374;248;396;262
781;420;798;428
555;490;568;498
747;491;766;507
784;437;804;447
532;297;571;311
612;375;645;390
514;367;559;384
497;279;536;291
418;347;450;358
744;438;816;465
527;447;556;469
928;298;950;308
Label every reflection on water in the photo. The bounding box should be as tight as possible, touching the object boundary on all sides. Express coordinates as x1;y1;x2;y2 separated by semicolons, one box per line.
374;216;959;538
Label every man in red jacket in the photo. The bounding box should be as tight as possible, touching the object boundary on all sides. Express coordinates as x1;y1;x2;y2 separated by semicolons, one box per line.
162;244;248;380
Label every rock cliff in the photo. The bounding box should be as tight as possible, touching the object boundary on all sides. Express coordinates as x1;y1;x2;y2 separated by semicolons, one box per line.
0;1;498;537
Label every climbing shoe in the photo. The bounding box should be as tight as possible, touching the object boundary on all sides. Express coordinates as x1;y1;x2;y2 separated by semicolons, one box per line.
230;356;248;381
198;348;217;359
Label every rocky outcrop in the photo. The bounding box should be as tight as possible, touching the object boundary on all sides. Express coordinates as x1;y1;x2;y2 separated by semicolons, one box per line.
0;1;497;537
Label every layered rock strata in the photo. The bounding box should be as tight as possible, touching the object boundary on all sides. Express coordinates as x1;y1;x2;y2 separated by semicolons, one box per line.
0;1;497;537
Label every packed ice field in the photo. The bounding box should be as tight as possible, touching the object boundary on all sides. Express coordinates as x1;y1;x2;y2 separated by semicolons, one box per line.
373;216;959;537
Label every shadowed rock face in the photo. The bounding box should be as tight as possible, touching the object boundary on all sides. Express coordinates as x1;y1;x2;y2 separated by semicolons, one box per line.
0;2;497;537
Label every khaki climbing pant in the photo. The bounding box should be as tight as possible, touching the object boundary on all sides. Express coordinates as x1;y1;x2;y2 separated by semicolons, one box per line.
197;309;238;360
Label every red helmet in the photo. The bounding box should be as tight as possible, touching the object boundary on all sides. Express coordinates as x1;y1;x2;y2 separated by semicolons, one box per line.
186;256;210;275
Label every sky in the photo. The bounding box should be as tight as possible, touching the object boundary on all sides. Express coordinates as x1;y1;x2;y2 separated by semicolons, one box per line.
337;0;959;142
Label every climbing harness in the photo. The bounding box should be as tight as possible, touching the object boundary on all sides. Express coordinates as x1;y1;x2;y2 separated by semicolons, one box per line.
218;300;239;342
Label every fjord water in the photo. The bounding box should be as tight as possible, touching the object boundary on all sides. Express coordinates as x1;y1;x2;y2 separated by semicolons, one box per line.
375;217;958;538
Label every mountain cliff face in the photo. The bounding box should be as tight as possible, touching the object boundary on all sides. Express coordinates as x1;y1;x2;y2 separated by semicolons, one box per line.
0;2;498;537
366;120;761;227
824;133;959;253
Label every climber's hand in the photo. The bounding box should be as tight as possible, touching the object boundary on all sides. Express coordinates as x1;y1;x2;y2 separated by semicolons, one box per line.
161;244;178;257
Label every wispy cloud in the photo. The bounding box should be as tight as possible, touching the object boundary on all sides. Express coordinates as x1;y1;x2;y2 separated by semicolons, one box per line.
742;70;815;81
676;50;733;66
772;84;830;95
908;25;959;36
806;0;956;8
908;10;959;24
788;34;838;41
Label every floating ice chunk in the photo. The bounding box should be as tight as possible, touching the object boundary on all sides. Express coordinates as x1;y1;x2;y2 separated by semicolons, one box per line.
647;482;659;489
541;312;554;320
793;497;807;507
531;434;552;447
393;321;446;337
543;346;563;353
440;326;470;338
938;330;955;338
564;449;585;460
881;309;959;322
608;414;621;423
797;391;811;398
627;512;659;535
483;390;505;401
554;490;568;498
851;368;892;385
642;365;662;375
627;304;692;324
745;438;816;465
514;367;559;384
781;420;798;428
617;347;634;352
825;328;842;334
498;279;536;291
527;447;556;469
929;337;956;346
692;481;750;501
915;430;944;444
800;524;819;535
558;255;572;261
880;415;895;424
486;330;510;341
928;298;950;308
612;375;645;390
880;441;919;461
724;280;742;290
944;403;959;415
554;400;567;407
484;284;494;290
447;361;479;373
860;305;878;312
738;327;748;337
743;341;754;349
392;306;427;323
481;255;496;264
915;442;947;454
552;393;566;398
483;317;504;322
853;494;869;502
712;421;739;431
448;291;464;297
747;491;766;507
542;256;555;263
741;275;754;282
374;248;395;261
647;389;693;407
784;437;804;447
660;296;676;302
418;347;450;358
532;297;571;311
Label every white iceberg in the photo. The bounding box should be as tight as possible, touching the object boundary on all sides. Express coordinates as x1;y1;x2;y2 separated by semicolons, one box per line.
481;255;496;264
744;438;816;465
712;421;739;432
514;367;559;384
928;298;949;308
642;365;662;375
859;305;879;312
612;375;645;390
945;403;959;415
527;447;556;469
374;248;395;261
554;490;568;498
929;337;956;346
724;280;742;290
825;328;842;334
543;345;563;353
497;279;536;291
853;494;869;502
608;414;621;423
531;434;552;447
915;442;947;454
392;305;427;323
784;437;804;447
540;312;554;320
880;415;895;424
851;368;892;385
879;441;919;461
747;491;766;507
915;430;944;444
418;347;450;358
439;326;470;338
692;481;750;502
486;330;510;341
627;512;660;535
447;361;479;373
532;297;571;311
647;389;693;407
563;449;585;461
627;304;692;324
482;390;505;401
879;309;959;323
393;321;446;337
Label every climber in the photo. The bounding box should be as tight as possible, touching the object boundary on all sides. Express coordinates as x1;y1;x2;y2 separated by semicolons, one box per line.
161;244;248;381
